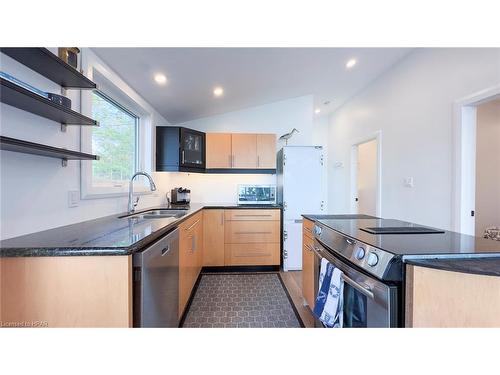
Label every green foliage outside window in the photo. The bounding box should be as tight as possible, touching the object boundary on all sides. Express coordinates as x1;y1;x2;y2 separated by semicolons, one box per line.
91;92;138;184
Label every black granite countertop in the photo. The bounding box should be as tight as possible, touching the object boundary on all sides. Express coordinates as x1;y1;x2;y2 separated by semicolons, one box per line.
302;214;378;221
302;214;500;276
0;203;282;257
404;257;500;277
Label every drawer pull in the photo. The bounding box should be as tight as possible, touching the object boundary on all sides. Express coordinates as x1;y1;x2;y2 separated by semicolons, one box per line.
234;214;273;217
235;231;272;234
184;218;200;231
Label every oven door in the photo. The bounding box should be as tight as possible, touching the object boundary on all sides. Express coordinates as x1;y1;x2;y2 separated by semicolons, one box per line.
312;240;399;328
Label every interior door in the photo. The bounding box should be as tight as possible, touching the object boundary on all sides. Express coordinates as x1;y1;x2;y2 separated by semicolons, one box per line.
283;220;303;271
356;139;377;216
232;134;257;168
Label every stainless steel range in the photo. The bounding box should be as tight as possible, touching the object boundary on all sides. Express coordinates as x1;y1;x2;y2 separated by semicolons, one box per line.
312;217;500;328
312;221;401;327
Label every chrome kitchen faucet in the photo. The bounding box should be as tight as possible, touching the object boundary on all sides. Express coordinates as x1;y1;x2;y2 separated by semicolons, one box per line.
128;172;157;213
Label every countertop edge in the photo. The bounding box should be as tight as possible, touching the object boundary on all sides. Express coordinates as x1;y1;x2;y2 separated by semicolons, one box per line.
404;257;500;277
0;204;281;257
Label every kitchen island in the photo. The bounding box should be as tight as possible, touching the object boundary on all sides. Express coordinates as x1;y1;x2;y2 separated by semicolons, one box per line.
302;215;500;328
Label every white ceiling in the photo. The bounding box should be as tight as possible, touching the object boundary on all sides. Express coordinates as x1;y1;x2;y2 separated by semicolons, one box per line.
92;48;413;124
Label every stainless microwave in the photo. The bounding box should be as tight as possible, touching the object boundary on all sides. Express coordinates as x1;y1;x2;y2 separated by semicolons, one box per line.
237;184;276;205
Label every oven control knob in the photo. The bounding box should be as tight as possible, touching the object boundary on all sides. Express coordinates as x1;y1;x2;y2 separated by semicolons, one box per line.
313;225;322;236
367;252;379;267
355;246;365;260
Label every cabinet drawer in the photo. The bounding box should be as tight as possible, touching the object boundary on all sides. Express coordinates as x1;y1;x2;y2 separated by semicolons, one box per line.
225;243;280;266
179;211;202;236
303;219;315;239
225;220;280;243
225;209;280;221
303;231;314;248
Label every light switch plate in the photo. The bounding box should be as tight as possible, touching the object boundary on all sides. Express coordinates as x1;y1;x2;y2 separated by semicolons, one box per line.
404;177;414;188
68;190;79;208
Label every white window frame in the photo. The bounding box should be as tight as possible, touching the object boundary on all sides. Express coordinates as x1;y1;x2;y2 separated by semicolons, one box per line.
80;51;153;199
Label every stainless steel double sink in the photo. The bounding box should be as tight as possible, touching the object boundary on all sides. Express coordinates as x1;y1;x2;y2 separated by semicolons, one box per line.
120;208;188;220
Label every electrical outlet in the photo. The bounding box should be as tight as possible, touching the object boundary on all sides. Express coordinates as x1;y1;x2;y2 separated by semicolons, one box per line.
68;190;79;208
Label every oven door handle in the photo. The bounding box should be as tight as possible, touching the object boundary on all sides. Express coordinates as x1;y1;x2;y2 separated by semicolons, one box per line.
313;245;375;300
341;274;374;300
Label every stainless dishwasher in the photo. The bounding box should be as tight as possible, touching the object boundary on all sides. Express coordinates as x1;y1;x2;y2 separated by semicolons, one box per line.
133;228;179;327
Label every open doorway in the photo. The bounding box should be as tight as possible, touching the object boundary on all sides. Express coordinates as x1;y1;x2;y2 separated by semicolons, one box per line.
475;99;500;238
351;133;381;217
453;85;500;237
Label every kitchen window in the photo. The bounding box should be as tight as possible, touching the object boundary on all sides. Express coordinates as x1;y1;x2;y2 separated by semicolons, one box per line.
80;56;154;199
91;91;139;187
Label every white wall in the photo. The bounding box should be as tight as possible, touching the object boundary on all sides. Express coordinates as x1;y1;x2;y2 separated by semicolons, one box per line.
154;95;322;203
328;48;500;230
0;49;169;240
475;99;500;236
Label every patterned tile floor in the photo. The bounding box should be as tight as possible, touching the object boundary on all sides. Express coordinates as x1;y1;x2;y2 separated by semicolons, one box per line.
182;273;302;328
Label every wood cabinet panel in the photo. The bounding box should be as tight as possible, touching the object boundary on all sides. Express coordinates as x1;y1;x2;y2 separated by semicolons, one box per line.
231;133;257;168
406;265;500;327
225;243;280;266
203;209;225;266
206;133;232;168
302;233;315;308
0;256;132;327
224;209;280;221
303;218;315;239
225;220;280;244
256;134;277;169
179;211;203;317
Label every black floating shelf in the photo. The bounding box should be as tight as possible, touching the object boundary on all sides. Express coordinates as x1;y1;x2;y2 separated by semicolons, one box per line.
0;78;98;126
0;136;99;166
0;48;97;89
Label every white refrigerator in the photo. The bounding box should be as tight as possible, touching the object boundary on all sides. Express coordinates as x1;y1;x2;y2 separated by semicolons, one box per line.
277;146;325;271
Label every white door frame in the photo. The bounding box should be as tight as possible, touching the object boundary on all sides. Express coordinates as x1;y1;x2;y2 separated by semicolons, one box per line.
350;131;382;217
451;84;500;234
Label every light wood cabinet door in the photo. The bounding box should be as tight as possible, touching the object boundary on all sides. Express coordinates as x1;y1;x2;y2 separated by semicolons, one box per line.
302;232;315;308
206;133;232;168
256;134;276;169
203;209;225;266
224;209;280;221
231;133;257;168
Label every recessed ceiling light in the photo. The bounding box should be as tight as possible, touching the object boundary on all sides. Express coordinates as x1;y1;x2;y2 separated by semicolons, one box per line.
154;73;167;85
346;58;357;69
213;86;224;97
315;108;321;114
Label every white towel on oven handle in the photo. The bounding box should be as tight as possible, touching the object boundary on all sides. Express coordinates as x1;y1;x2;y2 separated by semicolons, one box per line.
314;257;344;328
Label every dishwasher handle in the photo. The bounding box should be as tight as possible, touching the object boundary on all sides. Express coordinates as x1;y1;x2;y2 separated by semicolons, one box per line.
161;245;171;256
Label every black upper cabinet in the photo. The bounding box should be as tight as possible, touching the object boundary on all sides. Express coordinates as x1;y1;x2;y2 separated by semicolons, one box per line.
156;126;206;172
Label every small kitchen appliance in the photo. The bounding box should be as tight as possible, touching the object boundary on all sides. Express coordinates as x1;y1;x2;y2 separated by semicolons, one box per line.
237;184;276;205
171;187;191;205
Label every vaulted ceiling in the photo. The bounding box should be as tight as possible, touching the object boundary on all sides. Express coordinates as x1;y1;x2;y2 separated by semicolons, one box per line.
93;48;413;124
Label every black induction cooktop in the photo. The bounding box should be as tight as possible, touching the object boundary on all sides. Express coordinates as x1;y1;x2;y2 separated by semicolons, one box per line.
361;226;445;235
317;218;500;256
